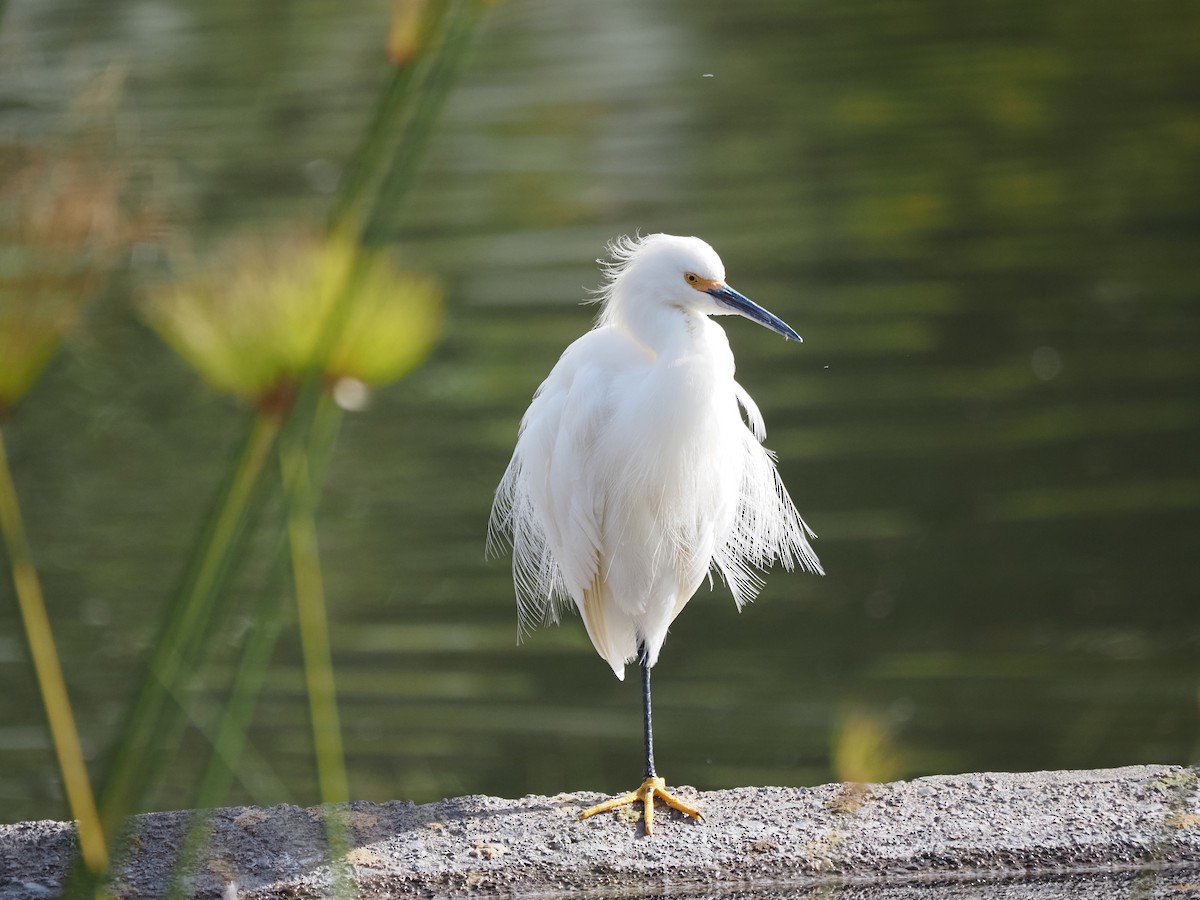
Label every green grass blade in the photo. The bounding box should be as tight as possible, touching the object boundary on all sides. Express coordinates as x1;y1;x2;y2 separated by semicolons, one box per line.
166;560;292;900
0;426;108;874
195;543;293;806
96;409;284;840
330;0;486;242
162;397;349;899
358;0;486;244
280;396;357;897
282;435;349;805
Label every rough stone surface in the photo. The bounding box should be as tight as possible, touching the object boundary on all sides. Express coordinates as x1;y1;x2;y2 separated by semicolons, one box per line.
2;765;1198;898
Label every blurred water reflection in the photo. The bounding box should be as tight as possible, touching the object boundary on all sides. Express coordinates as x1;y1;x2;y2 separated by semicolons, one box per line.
0;0;1197;823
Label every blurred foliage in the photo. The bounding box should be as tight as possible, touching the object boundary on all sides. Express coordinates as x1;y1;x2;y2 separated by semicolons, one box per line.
79;1;472;887
0;432;109;875
832;706;905;786
325;251;441;387
334;0;486;243
142;233;441;405
0;108;142;881
0;145;132;411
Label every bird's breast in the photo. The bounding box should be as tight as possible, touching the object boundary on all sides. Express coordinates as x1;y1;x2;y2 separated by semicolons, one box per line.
601;342;745;521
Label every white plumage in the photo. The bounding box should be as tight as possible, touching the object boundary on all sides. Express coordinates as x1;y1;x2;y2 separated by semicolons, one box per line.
489;233;822;681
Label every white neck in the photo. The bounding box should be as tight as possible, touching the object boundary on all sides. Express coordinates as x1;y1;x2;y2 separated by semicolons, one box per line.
604;285;706;359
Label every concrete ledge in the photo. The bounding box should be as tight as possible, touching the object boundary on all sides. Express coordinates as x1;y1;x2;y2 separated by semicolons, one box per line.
2;765;1198;898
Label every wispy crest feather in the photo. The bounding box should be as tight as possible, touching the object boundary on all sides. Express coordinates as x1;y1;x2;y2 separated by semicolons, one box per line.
590;232;661;329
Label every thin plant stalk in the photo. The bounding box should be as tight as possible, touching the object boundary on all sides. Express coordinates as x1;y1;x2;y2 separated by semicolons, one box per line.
97;409;285;840
326;0;454;231
166;563;292;900
280;397;356;897
360;0;484;243
286;5;484;779
275;0;485;799
167;392;349;898
282;441;348;805
192;533;293;808
332;0;486;242
85;0;483;888
0;426;108;874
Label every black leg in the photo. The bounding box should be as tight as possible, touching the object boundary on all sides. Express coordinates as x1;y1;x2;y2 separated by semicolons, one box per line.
577;641;702;831
640;642;656;779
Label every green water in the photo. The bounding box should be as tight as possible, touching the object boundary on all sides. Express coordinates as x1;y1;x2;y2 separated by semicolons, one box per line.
0;0;1197;825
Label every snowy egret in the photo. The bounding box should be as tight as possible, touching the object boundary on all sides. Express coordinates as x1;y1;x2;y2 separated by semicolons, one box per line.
489;233;823;834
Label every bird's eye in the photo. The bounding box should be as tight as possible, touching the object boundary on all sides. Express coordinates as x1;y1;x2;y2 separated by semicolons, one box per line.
685;273;699;284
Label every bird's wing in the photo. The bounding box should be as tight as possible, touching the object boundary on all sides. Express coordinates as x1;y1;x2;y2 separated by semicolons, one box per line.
734;380;767;442
489;328;645;673
713;380;824;608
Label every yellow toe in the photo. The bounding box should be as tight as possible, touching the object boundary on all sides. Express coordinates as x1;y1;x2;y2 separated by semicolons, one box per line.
578;776;702;835
577;789;640;820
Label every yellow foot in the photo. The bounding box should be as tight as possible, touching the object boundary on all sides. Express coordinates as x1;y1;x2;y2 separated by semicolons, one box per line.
578;776;703;835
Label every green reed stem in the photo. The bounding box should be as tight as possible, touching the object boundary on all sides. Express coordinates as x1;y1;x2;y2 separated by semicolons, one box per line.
165;571;290;900
279;393;355;896
192;539;291;808
149;381;353;898
285;0;478;786
331;0;486;243
85;3;484;890
0;426;108;875
167;396;348;898
281;435;348;805
96;409;284;841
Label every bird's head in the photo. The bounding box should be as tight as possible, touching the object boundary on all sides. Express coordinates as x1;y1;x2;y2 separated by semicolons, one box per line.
597;233;801;343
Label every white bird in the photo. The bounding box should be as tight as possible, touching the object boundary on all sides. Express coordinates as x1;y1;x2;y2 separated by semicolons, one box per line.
488;233;823;833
